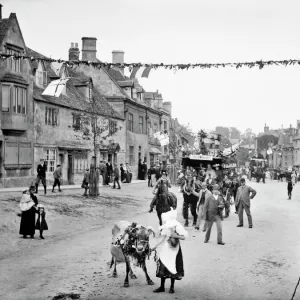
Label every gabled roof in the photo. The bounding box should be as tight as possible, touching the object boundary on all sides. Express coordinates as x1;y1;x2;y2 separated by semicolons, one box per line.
26;47;57;78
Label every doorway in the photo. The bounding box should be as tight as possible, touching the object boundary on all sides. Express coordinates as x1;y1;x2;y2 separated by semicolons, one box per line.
68;154;74;184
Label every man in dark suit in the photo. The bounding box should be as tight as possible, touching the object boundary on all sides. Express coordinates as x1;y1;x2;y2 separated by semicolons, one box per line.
106;160;113;184
236;178;257;228
203;184;225;245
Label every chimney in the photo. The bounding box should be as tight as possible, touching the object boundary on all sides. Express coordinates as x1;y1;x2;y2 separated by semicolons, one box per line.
81;37;97;62
112;50;125;75
163;101;172;115
0;4;2;19
68;42;80;61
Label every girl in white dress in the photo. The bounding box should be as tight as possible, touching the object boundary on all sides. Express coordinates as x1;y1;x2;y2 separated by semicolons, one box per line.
151;208;188;294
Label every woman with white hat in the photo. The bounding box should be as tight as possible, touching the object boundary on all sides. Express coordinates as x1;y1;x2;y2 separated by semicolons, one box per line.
19;186;38;239
151;208;188;294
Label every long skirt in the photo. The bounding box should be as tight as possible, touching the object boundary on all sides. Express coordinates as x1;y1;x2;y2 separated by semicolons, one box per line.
19;207;36;236
156;242;184;280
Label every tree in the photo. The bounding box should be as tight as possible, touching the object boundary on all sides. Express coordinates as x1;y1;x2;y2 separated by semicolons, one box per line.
256;135;278;151
215;126;230;139
73;90;121;196
230;127;241;139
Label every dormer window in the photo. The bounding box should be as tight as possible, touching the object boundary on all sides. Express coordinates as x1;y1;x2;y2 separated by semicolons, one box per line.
36;62;47;88
37;70;47;87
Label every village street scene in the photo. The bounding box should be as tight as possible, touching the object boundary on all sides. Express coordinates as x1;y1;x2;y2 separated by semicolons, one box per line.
0;1;300;300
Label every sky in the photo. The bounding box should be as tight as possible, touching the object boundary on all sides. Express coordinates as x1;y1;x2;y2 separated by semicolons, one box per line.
2;0;300;134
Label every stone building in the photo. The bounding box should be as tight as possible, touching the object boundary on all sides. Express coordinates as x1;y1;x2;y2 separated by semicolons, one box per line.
70;38;172;178
27;47;125;185
0;9;35;188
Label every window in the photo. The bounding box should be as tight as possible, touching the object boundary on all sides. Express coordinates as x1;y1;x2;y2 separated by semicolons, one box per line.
13;86;27;114
129;146;134;165
154;123;158;133
6;48;21;72
36;70;47;87
139;116;144;134
74;154;88;173
72;114;81;131
148;122;152;137
128;113;133;132
109;120;118;135
45;107;58;126
2;84;10;112
164;121;168;131
44;149;56;172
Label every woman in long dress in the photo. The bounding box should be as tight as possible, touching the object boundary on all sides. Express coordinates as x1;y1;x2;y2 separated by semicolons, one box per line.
19;186;38;239
151;208;188;294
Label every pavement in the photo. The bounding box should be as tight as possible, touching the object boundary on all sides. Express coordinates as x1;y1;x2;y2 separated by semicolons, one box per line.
0;179;145;193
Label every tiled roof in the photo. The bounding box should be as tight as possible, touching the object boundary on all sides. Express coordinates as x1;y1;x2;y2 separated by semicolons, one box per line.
144;92;154;99
0;18;11;45
26;47;57;78
118;80;134;87
107;68;125;81
30;49;123;119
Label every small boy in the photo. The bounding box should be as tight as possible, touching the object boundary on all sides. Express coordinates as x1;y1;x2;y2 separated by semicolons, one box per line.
287;179;293;200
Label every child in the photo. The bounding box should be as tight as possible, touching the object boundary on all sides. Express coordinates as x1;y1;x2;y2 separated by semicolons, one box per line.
151;208;188;294
35;204;48;239
287;179;293;200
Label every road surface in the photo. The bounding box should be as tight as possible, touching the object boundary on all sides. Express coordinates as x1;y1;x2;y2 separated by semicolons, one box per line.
0;180;299;300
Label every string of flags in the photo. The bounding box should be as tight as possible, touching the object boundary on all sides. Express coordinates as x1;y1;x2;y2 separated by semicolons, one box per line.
2;52;300;75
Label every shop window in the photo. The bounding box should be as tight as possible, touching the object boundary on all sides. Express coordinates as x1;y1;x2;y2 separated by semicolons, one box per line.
45;107;58;126
74;154;88;173
44;149;56;173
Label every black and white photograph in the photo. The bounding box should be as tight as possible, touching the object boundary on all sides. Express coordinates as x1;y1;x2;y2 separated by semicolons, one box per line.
0;0;300;299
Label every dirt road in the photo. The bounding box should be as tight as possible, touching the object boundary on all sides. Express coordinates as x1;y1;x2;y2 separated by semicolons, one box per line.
0;181;300;300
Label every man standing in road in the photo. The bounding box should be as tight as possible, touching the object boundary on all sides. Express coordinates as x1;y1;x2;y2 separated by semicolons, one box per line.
35;159;47;195
236;178;257;228
203;184;225;245
193;182;212;231
112;163;121;189
52;165;62;193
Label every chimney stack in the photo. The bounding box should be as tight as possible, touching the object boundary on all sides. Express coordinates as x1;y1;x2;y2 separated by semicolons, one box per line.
112;50;125;75
81;37;97;62
0;4;3;20
68;42;80;61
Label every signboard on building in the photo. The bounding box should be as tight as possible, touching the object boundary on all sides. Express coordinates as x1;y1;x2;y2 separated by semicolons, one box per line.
189;154;213;161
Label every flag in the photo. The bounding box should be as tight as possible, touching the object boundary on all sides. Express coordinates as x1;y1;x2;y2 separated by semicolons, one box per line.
222;141;242;156
42;78;69;97
130;66;152;79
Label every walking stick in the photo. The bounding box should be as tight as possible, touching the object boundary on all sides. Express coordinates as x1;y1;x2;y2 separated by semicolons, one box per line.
291;277;300;300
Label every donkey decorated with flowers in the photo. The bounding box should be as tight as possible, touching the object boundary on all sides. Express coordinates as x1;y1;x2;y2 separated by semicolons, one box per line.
110;221;156;287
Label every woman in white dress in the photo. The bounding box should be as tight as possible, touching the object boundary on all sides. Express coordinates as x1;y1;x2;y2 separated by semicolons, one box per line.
151;208;188;294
